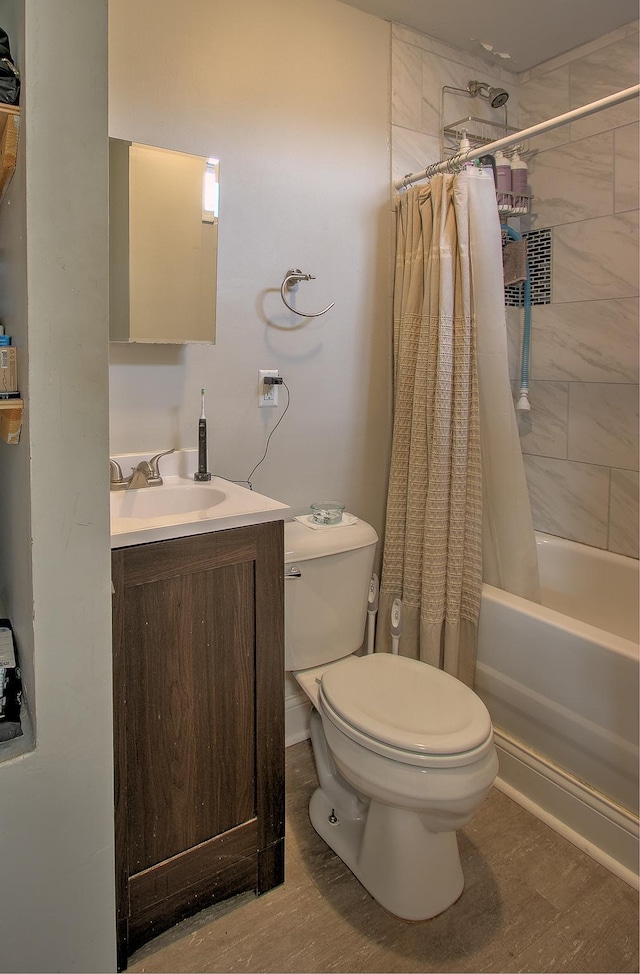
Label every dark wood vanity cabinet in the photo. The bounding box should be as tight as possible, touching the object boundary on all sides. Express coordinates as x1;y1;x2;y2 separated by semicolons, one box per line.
111;521;285;968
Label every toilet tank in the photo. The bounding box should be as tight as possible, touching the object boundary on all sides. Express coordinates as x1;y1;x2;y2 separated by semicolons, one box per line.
284;519;378;671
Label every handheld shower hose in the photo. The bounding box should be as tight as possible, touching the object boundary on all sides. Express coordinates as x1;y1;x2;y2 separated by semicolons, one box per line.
502;224;532;411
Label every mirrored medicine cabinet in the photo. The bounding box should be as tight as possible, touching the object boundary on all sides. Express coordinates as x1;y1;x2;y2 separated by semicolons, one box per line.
109;139;219;344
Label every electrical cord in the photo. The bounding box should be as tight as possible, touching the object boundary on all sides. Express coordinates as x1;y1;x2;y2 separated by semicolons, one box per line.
245;379;291;489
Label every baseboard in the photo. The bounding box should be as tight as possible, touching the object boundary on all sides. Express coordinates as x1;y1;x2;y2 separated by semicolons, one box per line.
493;729;639;889
285;690;310;747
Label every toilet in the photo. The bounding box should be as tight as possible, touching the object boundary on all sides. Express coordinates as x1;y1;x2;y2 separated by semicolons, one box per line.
284;519;498;921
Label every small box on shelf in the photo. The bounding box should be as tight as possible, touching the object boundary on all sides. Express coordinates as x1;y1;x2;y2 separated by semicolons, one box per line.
0;398;23;444
0;102;19;205
0;344;17;394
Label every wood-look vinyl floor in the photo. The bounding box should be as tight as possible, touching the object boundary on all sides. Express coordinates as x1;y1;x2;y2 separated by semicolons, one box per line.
129;740;639;974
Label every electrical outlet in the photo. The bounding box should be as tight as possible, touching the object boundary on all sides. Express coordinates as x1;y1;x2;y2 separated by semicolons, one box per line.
258;369;279;407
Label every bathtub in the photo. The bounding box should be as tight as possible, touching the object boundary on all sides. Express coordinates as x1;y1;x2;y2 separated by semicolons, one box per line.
476;532;639;886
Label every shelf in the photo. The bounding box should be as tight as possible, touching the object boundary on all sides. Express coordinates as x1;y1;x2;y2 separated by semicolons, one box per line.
442;115;532;162
0;399;23;444
0;103;19;205
0;104;21;445
442;115;519;154
498;190;533;219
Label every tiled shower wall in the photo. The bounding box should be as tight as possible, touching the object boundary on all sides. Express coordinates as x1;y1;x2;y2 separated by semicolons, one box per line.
391;21;639;558
391;24;519;187
516;23;639;557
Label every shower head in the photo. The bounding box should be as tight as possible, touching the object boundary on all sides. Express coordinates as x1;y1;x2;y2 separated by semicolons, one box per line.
467;80;510;109
489;87;510;108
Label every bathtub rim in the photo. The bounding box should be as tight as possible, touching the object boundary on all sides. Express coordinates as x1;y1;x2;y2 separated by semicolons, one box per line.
481;580;638;662
534;530;638;646
534;530;640;572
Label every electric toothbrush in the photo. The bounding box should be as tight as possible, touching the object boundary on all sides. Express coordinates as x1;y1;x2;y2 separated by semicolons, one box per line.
194;388;212;482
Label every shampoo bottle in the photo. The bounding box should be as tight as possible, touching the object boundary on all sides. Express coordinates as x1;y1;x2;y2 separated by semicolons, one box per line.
459;134;476;170
495;149;512;212
510;150;529;214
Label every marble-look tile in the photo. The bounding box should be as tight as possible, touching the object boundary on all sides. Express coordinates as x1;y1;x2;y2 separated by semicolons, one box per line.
609;468;640;557
392;39;423;130
517;380;568;459
569;35;640;141
568;382;639;469
424;57;517;144
528;131;614;229
391;125;440;185
389;21;519;164
392;22;520;84
553;211;639;303
615;122;639;214
523;454;610;548
519;65;571;151
525;21;639;81
530;298;639;383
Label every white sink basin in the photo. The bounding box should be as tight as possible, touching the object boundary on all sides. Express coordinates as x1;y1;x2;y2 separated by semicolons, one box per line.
111;483;226;519
110;473;290;548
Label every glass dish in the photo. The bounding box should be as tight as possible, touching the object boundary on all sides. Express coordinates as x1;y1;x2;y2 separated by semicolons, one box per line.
310;502;345;525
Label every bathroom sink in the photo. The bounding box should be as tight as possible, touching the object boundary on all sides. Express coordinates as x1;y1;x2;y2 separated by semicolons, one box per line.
109;461;290;549
110;483;225;519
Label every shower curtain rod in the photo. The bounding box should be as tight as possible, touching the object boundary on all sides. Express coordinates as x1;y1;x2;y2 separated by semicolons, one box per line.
394;84;640;191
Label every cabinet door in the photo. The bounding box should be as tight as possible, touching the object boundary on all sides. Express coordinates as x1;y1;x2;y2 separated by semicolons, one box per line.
112;522;284;965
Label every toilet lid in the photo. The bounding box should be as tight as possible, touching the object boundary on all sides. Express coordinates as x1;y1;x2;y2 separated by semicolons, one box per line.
319;653;492;755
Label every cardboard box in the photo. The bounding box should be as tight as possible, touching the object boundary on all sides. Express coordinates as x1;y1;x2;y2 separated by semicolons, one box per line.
0;346;17;395
0;400;22;444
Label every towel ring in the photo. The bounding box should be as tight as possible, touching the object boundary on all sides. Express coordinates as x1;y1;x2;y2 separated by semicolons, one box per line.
280;268;335;317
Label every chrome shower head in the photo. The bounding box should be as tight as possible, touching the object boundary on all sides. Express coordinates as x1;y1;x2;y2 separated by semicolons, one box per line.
467;80;510;109
489;86;509;108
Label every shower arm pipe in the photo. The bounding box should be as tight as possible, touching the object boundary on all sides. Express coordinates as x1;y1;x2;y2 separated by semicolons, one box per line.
396;84;640;190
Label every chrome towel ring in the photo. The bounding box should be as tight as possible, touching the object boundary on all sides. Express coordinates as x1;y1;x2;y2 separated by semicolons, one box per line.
280;268;335;317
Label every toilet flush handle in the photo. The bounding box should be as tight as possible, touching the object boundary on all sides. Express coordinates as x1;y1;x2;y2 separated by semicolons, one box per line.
285;566;302;579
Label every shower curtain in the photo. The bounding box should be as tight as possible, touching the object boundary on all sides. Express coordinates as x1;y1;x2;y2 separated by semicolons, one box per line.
378;168;539;686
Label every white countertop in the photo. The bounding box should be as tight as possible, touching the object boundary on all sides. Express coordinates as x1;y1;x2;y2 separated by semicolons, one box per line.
110;451;290;548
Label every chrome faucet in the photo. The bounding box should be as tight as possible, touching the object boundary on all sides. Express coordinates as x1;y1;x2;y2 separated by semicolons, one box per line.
109;449;175;490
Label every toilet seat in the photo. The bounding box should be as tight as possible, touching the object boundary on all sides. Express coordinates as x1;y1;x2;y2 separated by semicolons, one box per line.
318;653;494;769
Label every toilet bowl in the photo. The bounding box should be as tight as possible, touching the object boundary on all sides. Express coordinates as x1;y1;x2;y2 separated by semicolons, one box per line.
285;519;498;920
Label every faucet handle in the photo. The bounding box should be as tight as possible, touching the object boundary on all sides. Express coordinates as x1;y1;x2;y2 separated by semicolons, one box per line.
147;448;175;481
109;458;124;483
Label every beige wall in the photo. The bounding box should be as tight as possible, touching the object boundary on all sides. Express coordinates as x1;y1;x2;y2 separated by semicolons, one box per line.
108;0;392;537
517;23;639;556
0;1;115;971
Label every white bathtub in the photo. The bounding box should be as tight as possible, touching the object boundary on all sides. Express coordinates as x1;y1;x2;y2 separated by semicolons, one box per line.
476;532;639;885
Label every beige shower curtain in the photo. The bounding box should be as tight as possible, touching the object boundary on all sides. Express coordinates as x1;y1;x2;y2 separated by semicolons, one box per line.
378;173;482;686
378;169;540;686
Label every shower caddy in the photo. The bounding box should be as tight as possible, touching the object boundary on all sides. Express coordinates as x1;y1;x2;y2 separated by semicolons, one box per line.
441;106;533;405
441;114;532;218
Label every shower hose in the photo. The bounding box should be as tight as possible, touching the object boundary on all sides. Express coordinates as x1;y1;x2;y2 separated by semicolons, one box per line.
502;224;531;411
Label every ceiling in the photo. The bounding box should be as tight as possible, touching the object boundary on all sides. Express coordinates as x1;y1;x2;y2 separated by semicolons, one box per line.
336;0;639;72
